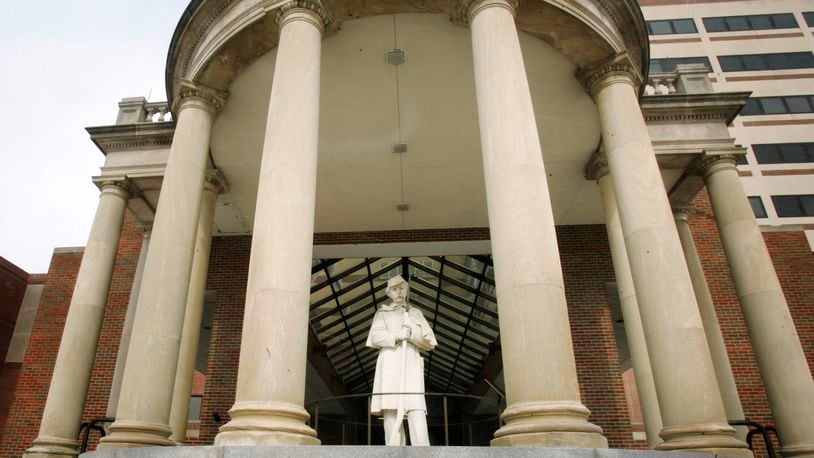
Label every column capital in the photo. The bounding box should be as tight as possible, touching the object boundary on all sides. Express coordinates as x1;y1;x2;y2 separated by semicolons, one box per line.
175;80;228;114
275;1;336;35
98;179;136;200
699;152;739;179
585;152;609;181
577;52;643;98
672;204;694;222
453;0;519;27
203;170;227;195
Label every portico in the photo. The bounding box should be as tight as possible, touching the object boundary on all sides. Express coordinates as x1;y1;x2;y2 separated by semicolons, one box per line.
23;0;814;457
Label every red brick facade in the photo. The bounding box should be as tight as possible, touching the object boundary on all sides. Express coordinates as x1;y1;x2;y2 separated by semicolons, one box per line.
1;201;812;455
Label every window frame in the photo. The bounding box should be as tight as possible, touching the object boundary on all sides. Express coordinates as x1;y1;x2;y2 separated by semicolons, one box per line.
703;13;799;32
772;195;814;218
646;18;698;35
717;52;814;72
748;196;768;219
738;95;814;116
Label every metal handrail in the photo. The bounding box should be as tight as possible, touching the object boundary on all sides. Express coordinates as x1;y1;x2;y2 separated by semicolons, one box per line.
305;391;502;446
78;417;115;453
729;419;780;458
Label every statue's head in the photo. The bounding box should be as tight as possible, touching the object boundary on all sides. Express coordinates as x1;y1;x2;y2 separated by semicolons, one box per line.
386;275;408;303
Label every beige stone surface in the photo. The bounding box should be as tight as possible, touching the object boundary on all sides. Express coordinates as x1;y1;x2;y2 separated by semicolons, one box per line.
673;208;746;441
703;156;814;458
99;89;220;449
213;6;324;446
597;168;663;448
468;0;605;448
588;60;749;456
107;230;151;419
169;176;219;443
26;182;130;456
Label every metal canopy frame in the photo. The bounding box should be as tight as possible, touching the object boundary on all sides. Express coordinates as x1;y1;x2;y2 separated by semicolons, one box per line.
310;255;499;396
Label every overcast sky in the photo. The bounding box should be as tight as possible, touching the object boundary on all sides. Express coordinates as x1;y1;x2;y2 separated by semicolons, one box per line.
0;1;189;273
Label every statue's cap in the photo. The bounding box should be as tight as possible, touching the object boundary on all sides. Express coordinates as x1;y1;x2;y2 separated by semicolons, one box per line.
386;275;407;292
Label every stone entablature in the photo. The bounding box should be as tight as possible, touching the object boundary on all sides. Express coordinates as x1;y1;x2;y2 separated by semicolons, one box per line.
164;0;647;110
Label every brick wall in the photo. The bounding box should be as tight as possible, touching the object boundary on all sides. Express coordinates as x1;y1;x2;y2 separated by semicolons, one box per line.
0;257;33;442
0;213;143;456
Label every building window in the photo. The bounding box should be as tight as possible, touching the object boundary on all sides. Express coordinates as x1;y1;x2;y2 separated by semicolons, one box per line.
703;13;798;32
736;154;748;165
649;57;712;73
749;196;768;218
803;12;814;27
753;143;814;164
647;18;698;35
718;52;814;72
772;195;814;217
739;95;814;115
188;396;203;421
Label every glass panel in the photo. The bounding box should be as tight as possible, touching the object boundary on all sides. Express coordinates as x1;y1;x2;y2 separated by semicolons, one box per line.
736;154;748;165
748;197;768;218
781;143;809;162
672;19;697;33
719;56;743;72
740;98;762;115
743;54;768;71
649;59;666;73
773;196;804;217
648;20;673;35
805;12;814;27
754;144;783;164
748;15;773;30
703;17;727;32
188;396;203;421
726;16;750;30
787;52;814;69
763;53;789;70
801;196;814;216
759;97;787;114
785;96;812;113
771;13;798;29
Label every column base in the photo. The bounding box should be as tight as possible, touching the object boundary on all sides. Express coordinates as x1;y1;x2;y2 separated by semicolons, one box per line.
781;443;814;458
24;436;80;457
491;402;608;448
96;420;175;449
214;402;320;446
656;423;752;457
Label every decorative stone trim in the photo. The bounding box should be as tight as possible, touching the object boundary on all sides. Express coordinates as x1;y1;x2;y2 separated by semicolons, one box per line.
275;1;336;34
699;153;740;179
100;138;174;152
453;0;518;26
176;80;228;113
584;151;608;181
204;170;228;195
577;52;643;98
99;179;137;199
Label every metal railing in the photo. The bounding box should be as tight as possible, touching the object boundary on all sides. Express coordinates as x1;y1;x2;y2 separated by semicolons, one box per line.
306;392;503;446
78;417;115;453
729;419;781;458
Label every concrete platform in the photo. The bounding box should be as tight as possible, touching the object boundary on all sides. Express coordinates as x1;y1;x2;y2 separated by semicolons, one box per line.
83;447;724;458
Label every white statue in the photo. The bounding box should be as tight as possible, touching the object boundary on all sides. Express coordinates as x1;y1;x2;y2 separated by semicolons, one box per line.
366;275;437;446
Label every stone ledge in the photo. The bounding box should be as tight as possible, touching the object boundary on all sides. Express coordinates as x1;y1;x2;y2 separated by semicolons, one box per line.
83;446;724;458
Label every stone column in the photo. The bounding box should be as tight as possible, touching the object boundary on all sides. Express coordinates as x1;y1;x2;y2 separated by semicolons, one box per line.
465;0;607;447
213;3;325;446
25;180;131;457
98;82;225;449
702;154;814;457
579;54;750;456
106;227;151;419
169;173;221;443
595;160;663;448
673;206;747;440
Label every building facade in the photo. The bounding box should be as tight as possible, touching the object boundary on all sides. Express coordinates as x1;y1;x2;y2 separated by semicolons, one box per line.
1;0;813;457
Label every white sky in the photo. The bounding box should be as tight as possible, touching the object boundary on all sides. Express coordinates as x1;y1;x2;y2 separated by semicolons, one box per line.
0;1;190;273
